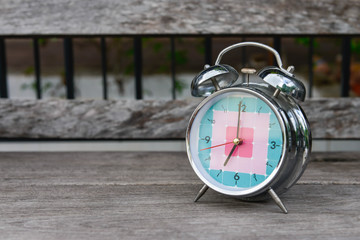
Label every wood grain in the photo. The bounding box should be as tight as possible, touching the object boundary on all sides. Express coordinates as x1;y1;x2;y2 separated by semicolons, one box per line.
0;0;359;35
0;98;359;139
301;98;360;139
0;184;359;240
0;152;359;186
0;151;359;239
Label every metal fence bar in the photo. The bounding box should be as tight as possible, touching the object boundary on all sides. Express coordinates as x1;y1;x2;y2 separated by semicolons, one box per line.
0;38;8;98
100;37;108;100
341;36;351;97
33;37;42;99
204;36;212;65
273;36;281;53
308;37;314;98
0;35;356;101
134;36;143;99
63;37;75;99
170;37;176;100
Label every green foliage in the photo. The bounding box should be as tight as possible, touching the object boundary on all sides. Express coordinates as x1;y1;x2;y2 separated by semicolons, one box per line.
20;80;55;97
21;83;29;90
21;37;63;97
176;38;184;44
124;63;134;75
115;37;190;76
174;78;187;94
294;37;319;48
143;88;153;97
38;38;47;46
42;82;53;91
196;38;205;54
351;39;360;54
20;81;36;91
167;50;188;66
141;37;152;45
174;50;187;65
294;37;309;46
125;48;134;57
36;38;58;47
23;66;34;75
157;65;168;73
153;42;163;52
22;37;194;98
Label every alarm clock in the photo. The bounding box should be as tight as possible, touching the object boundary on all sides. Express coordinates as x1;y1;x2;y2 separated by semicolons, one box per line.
186;42;311;213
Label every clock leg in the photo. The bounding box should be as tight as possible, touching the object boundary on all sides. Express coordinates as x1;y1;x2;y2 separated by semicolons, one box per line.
268;188;288;214
194;184;209;202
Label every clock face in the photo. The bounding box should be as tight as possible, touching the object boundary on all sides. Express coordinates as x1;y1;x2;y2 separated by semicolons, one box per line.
187;88;285;196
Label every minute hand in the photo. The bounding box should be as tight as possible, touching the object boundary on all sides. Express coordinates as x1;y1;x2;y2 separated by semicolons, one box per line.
236;102;242;138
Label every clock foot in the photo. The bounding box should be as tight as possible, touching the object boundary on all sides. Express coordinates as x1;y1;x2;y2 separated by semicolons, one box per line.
268;188;288;214
194;184;209;202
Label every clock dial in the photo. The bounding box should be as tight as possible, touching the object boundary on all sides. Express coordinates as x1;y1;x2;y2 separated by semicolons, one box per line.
188;89;285;195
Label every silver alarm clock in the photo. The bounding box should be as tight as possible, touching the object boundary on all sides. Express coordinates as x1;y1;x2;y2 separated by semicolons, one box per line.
186;42;311;213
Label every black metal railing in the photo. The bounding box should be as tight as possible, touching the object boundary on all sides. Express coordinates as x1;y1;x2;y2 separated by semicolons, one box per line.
0;35;357;100
0;38;8;98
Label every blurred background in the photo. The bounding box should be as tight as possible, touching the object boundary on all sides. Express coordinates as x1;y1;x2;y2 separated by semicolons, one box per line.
4;36;360;101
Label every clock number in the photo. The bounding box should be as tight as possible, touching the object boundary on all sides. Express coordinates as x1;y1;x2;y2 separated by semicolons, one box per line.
234;173;240;181
253;174;258;182
241;104;246;112
207;118;215;124
217;170;222;177
266;162;273;168
203;136;211;143
270;141;280;149
239;101;246;112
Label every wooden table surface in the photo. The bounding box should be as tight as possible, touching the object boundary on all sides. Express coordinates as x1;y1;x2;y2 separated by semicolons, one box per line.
0;151;359;240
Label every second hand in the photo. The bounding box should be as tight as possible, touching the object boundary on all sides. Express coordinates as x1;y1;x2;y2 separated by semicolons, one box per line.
200;142;233;151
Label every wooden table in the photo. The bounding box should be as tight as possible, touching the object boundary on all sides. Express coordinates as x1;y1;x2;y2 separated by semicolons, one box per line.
0;152;359;239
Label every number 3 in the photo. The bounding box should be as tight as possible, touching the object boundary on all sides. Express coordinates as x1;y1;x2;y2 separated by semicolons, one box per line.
270;141;276;149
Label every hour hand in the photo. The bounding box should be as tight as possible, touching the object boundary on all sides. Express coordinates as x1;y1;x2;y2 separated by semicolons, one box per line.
223;138;243;166
223;144;237;166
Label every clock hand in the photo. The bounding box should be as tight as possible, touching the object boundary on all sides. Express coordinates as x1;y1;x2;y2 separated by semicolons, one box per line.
223;144;238;166
199;141;234;151
236;101;242;138
223;138;243;166
223;102;243;166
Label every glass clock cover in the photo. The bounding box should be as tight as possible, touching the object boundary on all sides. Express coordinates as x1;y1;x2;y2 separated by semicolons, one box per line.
188;89;284;195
